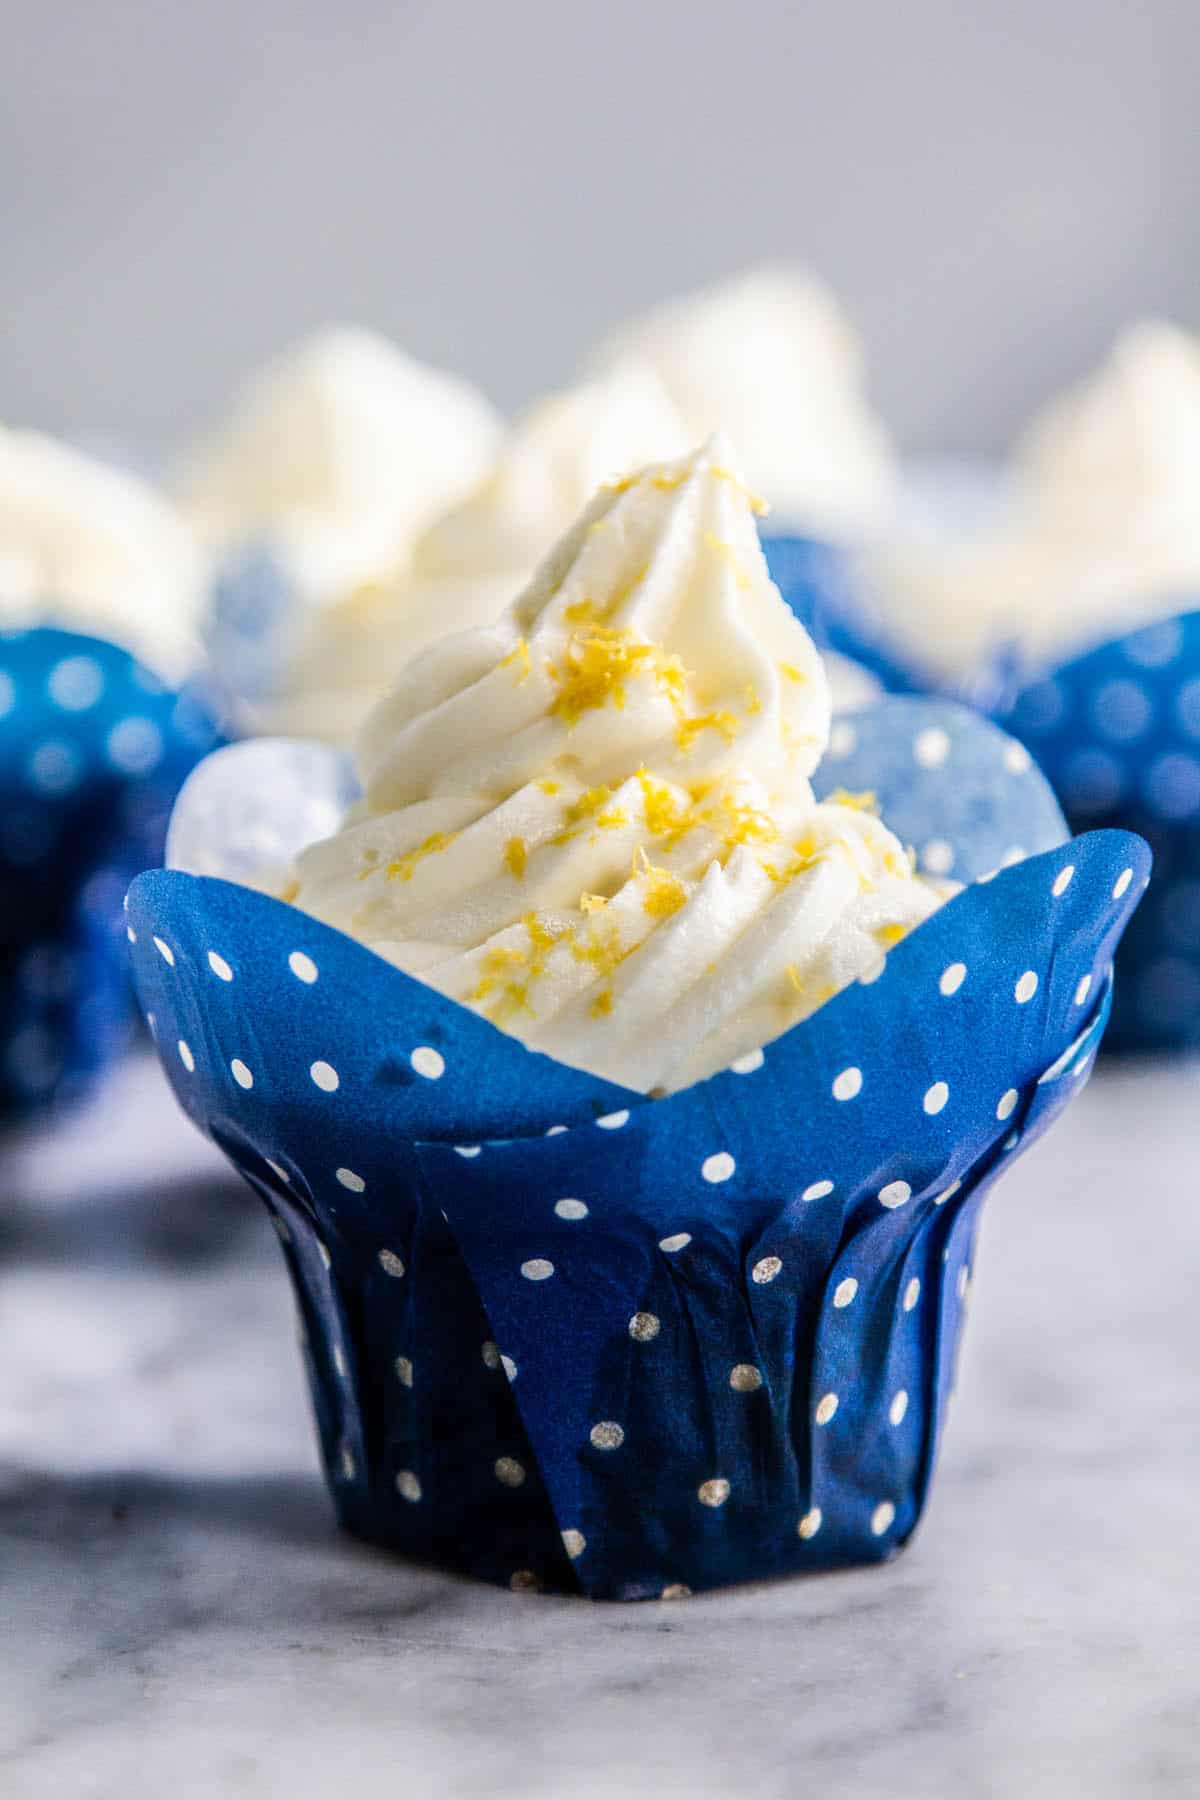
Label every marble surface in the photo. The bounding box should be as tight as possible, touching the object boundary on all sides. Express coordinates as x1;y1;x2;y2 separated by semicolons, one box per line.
2;1050;1198;1799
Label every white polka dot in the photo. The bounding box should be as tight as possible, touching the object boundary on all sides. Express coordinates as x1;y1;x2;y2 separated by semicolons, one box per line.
545;1125;567;1136
230;1058;253;1089
454;1145;481;1158
879;1180;912;1209
1177;677;1200;738
48;655;104;711
0;670;14;716
701;1151;735;1184
697;1477;731;1509
177;1039;194;1072
629;1311;661;1341
153;936;175;966
833;1277;858;1308
266;1160;290;1184
798;1508;822;1540
410;1045;444;1080
590;1421;624;1450
332;1343;346;1378
520;1258;555;1281
29;740;80;793
903;1277;921;1311
126;925;136;944
659;1232;691;1253
939;962;966;996
832;1066;862;1101
107;716;163;775
207;951;233;982
317;1241;330;1269
561;1529;586;1560
803;1179;834;1201
509;1570;540;1593
922;839;955;876
378;1249;405;1278
481;1341;500;1370
396;1470;421;1503
923;1081;949;1116
996;1088;1019;1121
661;1583;692;1600
1125;617;1183;667
1015;970;1039;1004
729;1048;764;1074
501;1355;518;1383
829;721;857;758
815;1393;839;1425
957;1265;970;1302
1092;677;1152;742
914;726;951;769
1074;973;1093;1007
935;1179;962;1206
889;1390;909;1426
395;1356;413;1388
729;1364;762;1392
1112;867;1134;900
336;1167;365;1193
1003;740;1032;774
596;1110;629;1129
288;951;318;984
310;1060;339;1092
494;1456;526;1488
1052;864;1075;897
554;1198;588;1220
752;1255;782;1284
339;1445;356;1482
871;1501;896;1536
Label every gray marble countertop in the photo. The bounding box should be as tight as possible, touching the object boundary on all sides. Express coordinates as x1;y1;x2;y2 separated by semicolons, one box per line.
2;1051;1198;1799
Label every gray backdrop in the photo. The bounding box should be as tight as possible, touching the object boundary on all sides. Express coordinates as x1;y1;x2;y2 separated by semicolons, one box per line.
2;0;1196;456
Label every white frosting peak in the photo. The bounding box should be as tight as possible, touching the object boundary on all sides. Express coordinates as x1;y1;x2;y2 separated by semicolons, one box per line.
178;326;501;601
0;426;203;678
588;268;897;537
288;440;942;1092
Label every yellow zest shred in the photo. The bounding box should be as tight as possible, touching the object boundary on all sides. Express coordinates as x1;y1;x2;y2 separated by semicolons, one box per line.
877;922;908;947
385;831;458;883
548;623;687;727
779;662;806;684
826;788;880;815
579;892;609;914
504;837;528;879
710;463;768;515
636;849;688;920
538;778;562;796
674;708;740;753
590;989;614;1018
501;638;531;682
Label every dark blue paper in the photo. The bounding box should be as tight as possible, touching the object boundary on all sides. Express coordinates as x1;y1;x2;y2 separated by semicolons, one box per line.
127;700;1147;1597
0;626;222;1118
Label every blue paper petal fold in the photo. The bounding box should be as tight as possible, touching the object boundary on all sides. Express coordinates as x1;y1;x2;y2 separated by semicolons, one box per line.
127;707;1148;1595
0;626;223;1118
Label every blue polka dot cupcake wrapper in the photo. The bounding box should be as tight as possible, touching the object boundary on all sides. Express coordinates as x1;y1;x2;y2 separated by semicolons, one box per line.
0;626;223;1119
125;698;1148;1597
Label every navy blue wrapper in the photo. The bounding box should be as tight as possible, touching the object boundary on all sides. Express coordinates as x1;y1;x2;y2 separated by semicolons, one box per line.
127;699;1146;1598
0;626;223;1119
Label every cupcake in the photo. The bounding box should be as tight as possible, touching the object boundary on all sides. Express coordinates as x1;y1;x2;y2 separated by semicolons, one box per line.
178;326;502;726
809;325;1200;1047
0;427;220;1117
129;441;1146;1596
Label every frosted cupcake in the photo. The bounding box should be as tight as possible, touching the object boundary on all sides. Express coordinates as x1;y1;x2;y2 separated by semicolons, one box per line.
179;326;502;726
0;427;219;1116
849;324;1200;1047
130;441;1146;1595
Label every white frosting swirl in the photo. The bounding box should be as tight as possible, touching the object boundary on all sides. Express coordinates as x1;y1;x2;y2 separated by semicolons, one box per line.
178;326;501;603
0;426;203;678
289;439;943;1093
260;366;691;742
587;269;896;538
866;322;1200;675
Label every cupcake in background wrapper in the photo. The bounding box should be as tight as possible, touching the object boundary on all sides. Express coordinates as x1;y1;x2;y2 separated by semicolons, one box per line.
761;325;1200;1049
129;444;1146;1596
181;326;503;734
0;428;222;1118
